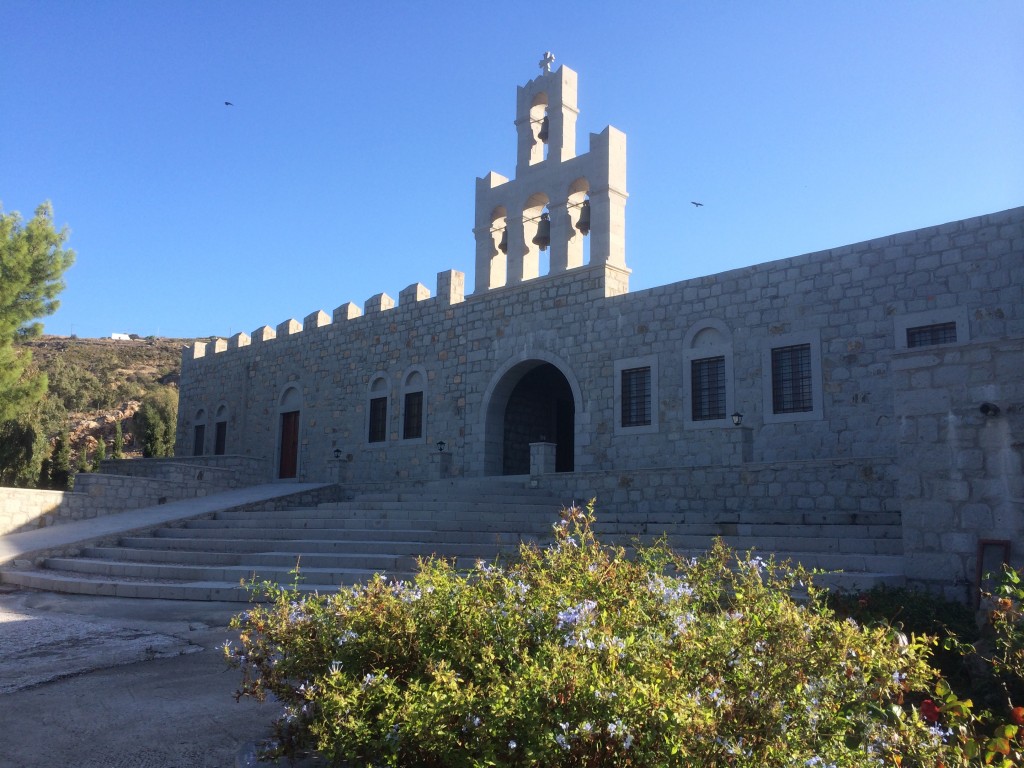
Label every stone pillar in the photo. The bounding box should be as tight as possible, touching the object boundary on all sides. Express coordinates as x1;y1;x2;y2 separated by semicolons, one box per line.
726;428;753;466
505;213;527;286
547;196;572;275
438;451;453;480
530;442;557;476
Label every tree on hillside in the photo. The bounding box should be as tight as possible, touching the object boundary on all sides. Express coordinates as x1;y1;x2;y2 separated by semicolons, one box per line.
93;436;106;471
137;387;178;457
112;421;124;459
48;431;72;490
0;202;75;485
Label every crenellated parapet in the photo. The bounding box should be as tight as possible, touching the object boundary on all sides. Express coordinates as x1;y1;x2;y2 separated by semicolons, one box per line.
181;269;466;364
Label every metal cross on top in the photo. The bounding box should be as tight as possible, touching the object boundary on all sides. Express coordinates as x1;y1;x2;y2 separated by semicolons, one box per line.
539;51;555;73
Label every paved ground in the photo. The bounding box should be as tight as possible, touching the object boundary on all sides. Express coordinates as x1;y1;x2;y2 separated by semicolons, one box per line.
0;587;279;768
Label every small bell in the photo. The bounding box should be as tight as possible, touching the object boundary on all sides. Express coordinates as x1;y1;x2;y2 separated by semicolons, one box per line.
532;212;551;251
537;115;549;144
576;199;591;235
497;228;508;254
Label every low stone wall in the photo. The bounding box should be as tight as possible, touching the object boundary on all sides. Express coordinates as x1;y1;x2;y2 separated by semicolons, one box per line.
98;455;269;488
0;488;66;536
532;458;899;524
1;474;207;535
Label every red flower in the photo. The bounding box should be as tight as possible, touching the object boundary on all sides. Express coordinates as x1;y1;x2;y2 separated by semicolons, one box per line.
921;699;941;723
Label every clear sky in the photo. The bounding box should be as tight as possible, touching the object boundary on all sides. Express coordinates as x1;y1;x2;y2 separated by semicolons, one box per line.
2;1;1022;340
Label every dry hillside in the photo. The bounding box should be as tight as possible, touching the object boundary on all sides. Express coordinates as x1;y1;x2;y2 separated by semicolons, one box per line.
21;335;198;460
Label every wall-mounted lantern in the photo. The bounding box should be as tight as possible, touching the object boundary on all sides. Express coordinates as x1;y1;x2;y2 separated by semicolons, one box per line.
436;440;447;453
333;448;342;460
731;412;744;427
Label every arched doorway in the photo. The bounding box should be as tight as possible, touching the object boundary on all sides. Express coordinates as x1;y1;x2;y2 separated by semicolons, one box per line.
278;386;302;479
484;360;576;476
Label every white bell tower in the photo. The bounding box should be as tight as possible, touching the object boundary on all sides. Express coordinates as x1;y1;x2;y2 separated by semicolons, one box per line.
473;54;628;294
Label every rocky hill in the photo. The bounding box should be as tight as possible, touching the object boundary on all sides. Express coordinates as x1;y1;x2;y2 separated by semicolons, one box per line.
21;335;198;461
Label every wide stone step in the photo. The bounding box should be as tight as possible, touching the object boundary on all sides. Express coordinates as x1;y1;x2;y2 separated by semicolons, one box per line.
187;515;558;532
42;557;394;586
117;535;522;558
619;533;902;555
82;546;502;570
153;526;540;545
0;569;341;601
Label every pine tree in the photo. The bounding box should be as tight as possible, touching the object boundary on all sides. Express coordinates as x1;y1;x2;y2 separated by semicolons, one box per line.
93;436;106;471
112;421;124;459
50;432;72;490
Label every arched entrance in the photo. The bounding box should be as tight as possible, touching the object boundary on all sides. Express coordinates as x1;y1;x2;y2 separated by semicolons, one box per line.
277;386;302;479
484;360;576;476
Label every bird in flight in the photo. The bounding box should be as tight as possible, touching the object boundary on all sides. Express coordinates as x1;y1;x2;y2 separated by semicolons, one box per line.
691;201;703;207
224;101;234;106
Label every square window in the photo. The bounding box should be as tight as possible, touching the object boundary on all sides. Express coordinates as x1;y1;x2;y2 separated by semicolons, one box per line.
691;356;726;421
368;397;388;442
621;367;651;428
403;391;423;440
771;344;813;414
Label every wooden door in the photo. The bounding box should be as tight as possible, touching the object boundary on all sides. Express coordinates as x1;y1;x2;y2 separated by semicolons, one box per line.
279;411;300;478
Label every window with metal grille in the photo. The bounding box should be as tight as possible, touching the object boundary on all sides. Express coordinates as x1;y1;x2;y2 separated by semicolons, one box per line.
403;391;423;440
368;396;388;442
691;356;726;421
214;421;227;455
192;424;205;456
621;366;651;427
906;321;957;348
771;344;813;414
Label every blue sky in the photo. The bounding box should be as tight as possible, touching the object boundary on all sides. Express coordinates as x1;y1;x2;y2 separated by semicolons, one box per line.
2;1;1022;340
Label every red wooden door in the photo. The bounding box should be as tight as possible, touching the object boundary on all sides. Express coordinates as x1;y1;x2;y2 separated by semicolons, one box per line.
279;411;300;478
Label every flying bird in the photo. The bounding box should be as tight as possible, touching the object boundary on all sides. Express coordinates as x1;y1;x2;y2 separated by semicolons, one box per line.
691;201;703;207
224;101;234;106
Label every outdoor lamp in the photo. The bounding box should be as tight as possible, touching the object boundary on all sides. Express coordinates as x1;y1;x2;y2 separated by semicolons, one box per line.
436;440;446;453
731;412;743;427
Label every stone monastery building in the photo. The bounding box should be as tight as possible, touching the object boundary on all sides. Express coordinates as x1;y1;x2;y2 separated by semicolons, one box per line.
177;61;1023;596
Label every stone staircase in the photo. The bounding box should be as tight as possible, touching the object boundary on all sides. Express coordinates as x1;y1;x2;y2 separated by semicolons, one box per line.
0;480;904;601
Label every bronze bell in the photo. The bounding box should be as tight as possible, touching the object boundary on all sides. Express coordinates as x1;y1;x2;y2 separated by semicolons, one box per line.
538;115;549;143
532;212;551;251
576;199;591;235
497;228;508;254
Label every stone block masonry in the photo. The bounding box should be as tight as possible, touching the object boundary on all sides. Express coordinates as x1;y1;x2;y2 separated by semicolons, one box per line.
174;206;1023;596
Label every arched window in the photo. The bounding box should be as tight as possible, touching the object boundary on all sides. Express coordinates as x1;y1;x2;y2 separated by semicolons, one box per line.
401;368;427;442
192;409;207;456
567;178;591;270
214;404;228;455
367;374;390;443
683;320;734;428
529;92;549;166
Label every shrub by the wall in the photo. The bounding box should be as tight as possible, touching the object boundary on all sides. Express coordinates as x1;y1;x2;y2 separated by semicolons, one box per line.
227;505;956;767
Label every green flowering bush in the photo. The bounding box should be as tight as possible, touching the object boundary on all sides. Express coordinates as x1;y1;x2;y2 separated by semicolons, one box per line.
919;565;1024;767
227;504;951;767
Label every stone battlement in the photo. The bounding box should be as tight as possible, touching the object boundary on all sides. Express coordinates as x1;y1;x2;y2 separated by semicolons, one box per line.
183;268;467;363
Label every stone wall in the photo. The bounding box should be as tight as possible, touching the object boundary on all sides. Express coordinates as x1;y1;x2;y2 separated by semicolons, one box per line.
895;338;1024;598
0;488;66;536
1;457;271;535
97;455;269;489
176;206;1023;487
